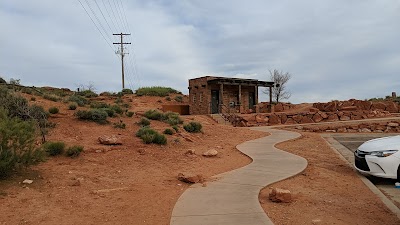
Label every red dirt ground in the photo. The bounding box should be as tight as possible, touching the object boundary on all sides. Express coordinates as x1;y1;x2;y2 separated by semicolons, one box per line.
0;93;266;225
259;132;400;225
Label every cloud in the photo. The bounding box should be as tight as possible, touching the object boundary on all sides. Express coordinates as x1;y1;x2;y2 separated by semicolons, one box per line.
0;0;399;103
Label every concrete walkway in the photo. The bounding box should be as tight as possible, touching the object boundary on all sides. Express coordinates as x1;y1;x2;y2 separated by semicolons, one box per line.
170;128;308;225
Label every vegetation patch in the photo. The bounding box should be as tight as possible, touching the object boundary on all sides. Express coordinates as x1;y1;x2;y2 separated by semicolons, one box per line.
144;110;183;126
66;145;84;158
136;127;167;145
48;107;59;114
68;103;77;110
138;118;151;127
163;128;174;135
75;109;108;124
183;122;202;133
126;111;134;117
135;86;180;97
68;95;90;107
113;121;126;129
174;95;183;102
0;108;45;179
42;141;65;156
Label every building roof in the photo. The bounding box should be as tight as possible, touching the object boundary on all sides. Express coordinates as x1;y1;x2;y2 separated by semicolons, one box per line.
199;76;274;87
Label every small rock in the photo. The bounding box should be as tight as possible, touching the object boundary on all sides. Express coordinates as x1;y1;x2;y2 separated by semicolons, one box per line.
98;135;122;145
359;128;372;133
388;122;399;127
177;173;204;184
70;180;81;186
185;149;196;155
22;179;33;184
138;148;146;155
269;188;292;203
202;149;218;157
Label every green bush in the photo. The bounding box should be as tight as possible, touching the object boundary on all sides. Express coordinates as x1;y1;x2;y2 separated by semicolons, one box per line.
30;97;36;101
163;128;174;135
110;105;123;114
0;77;6;84
101;108;115;117
43;94;60;102
48;107;59;114
143;110;183;125
126;111;134;117
138;118;150;126
114;98;123;104
172;125;179;132
174;95;183;102
68;103;77;110
0;109;44;178
21;88;33;95
165;96;171;101
77;90;98;98
90;101;109;109
163;112;183;125
135;86;180;97
113;121;126;129
121;88;133;95
69;95;90;106
144;109;163;120
183;122;202;133
42;141;65;156
136;127;167;145
66;145;84;158
75;109;108;124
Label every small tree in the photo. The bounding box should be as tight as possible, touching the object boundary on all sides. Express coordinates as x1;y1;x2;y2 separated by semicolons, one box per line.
264;69;292;103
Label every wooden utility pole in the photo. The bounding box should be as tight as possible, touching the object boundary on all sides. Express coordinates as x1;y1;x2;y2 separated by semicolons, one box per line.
113;33;131;89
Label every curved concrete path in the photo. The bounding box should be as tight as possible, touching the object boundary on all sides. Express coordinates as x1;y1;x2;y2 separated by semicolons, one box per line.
170;128;308;225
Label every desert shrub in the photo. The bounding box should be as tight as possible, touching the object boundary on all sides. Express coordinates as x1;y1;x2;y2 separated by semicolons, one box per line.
144;109;163;120
66;145;84;158
135;86;180;97
68;95;89;106
100;91;113;96
165;96;171;101
183;122;202;133
68;103;77;110
114;98;123;104
172;125;179;132
138;118;150;126
0;77;6;84
121;88;133;95
43;94;60;102
162;112;183;125
101;108;115;117
144;110;183;125
121;103;130;109
113;121;126;129
174;95;183;102
21;88;32;94
163;128;174;135
48;107;59;114
42;141;65;156
77;90;98;98
75;109;108;124
110;105;123;114
136;127;167;145
0;109;45;178
30;97;36;101
90;101;109;109
126;111;134;117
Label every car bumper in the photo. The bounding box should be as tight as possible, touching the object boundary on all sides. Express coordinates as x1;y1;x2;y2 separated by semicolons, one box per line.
354;152;399;179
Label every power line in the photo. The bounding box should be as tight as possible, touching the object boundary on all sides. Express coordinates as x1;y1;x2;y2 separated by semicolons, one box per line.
94;0;114;35
78;0;115;51
84;0;114;44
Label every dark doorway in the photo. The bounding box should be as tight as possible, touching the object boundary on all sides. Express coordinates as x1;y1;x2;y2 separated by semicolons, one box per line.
211;90;219;114
249;92;255;110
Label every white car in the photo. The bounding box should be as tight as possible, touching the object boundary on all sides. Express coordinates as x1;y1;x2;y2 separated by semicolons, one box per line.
354;135;400;180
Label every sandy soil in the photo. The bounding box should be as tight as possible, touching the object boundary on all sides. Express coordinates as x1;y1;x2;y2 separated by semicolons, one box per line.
259;132;400;225
0;94;266;225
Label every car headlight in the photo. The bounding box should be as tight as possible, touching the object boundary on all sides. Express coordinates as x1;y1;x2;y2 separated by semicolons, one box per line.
370;150;398;157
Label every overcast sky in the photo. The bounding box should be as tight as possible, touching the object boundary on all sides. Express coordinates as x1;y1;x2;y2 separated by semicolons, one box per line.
1;1;399;103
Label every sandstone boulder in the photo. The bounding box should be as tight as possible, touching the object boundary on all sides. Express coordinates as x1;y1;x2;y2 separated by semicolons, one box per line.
268;114;281;125
178;173;204;183
312;113;323;123
274;103;284;112
269;188;292;203
98;135;122;145
202;149;218;157
327;114;339;122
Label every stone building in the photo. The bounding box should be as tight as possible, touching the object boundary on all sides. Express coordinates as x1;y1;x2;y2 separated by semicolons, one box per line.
188;76;275;115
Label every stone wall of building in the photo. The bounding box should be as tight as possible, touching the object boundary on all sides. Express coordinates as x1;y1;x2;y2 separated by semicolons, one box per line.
313;100;399;113
296;121;400;133
189;77;210;115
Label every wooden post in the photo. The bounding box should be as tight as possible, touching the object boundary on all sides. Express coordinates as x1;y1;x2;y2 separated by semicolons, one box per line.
269;86;273;112
219;83;224;113
238;84;242;113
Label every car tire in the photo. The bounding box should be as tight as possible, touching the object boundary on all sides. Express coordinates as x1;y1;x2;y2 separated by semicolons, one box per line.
397;165;400;182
